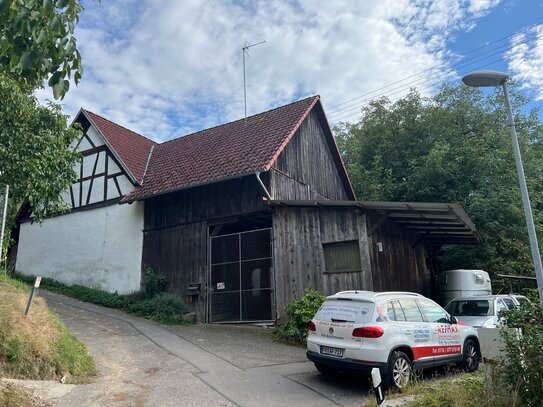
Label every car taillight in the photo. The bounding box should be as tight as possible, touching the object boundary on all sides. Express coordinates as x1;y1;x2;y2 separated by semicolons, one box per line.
308;321;316;332
352;326;384;338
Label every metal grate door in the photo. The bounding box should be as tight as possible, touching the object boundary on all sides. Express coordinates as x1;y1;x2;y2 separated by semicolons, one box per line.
208;228;275;322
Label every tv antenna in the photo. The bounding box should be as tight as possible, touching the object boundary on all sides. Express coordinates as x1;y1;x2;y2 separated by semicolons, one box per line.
242;40;265;123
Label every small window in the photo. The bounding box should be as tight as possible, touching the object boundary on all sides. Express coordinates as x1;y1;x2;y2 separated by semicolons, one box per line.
387;300;406;321
417;298;449;323
322;240;362;273
398;299;424;322
501;298;517;311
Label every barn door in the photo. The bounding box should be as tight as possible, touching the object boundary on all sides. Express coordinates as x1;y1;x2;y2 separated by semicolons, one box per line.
208;228;274;322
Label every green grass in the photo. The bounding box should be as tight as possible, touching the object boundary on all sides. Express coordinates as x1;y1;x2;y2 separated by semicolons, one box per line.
0;276;96;382
12;273;192;325
366;370;506;407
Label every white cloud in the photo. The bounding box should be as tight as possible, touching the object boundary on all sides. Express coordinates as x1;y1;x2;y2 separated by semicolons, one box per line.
506;24;543;101
38;0;501;140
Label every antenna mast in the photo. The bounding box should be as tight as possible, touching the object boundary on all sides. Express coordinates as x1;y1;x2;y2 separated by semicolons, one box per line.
242;40;265;123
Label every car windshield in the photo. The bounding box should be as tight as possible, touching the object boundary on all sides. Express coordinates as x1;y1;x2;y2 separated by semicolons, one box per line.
445;299;494;317
514;296;529;306
315;300;375;324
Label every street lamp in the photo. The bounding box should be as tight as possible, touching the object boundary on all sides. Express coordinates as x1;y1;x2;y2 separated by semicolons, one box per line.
462;70;543;304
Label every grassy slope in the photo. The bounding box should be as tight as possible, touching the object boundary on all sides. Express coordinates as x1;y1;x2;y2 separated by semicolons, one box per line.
0;275;95;382
367;371;505;407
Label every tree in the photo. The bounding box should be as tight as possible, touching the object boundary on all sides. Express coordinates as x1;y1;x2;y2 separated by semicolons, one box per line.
0;75;79;221
335;84;543;280
0;0;85;255
0;0;84;99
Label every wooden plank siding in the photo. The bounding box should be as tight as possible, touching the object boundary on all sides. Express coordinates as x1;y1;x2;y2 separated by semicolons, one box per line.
142;175;271;320
143;221;207;319
272;207;373;322
270;110;349;201
365;212;430;296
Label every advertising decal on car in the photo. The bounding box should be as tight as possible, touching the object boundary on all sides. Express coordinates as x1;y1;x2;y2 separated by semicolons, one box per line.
414;326;431;343
437;324;461;346
413;345;462;359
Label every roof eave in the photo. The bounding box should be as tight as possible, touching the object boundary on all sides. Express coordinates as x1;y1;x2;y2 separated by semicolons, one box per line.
78;109;139;185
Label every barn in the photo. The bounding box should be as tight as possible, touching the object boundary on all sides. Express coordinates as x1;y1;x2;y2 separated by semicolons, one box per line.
15;95;478;322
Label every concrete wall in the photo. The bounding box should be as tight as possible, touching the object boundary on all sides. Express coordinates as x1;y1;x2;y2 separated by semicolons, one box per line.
16;202;144;293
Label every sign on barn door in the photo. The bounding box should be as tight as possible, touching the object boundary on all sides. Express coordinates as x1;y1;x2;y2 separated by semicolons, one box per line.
208;228;275;322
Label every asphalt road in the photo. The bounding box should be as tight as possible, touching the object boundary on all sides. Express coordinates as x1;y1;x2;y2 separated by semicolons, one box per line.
38;291;373;406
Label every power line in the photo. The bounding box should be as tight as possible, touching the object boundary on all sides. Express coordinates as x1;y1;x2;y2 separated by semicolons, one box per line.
326;21;543;116
329;41;543;123
327;39;543;122
328;29;541;118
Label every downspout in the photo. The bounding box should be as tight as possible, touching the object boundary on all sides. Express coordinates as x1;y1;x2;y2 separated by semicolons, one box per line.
255;171;272;200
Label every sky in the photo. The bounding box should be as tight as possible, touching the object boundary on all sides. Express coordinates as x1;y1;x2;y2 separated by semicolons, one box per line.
39;0;543;143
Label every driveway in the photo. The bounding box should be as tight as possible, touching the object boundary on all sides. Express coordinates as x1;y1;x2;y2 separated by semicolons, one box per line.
33;291;372;406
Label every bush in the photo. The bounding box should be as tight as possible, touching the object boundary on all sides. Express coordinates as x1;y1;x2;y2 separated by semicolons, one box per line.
498;300;543;406
126;293;190;325
142;267;167;298
11;270;191;325
274;289;325;344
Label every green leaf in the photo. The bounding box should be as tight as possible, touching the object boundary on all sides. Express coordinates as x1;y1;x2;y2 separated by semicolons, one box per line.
0;0;12;14
52;78;69;99
18;51;35;71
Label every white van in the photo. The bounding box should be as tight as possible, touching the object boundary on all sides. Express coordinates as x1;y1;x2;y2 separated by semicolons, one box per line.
439;269;492;305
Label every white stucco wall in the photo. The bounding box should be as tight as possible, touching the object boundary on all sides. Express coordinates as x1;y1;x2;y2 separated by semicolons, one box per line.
16;202;144;294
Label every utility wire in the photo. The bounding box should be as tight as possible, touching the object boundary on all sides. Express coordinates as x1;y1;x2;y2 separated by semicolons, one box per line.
326;22;543;115
329;41;543;123
328;30;541;117
328;39;542;121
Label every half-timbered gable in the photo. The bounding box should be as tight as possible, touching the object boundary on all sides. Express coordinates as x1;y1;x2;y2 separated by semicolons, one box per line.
16;110;155;294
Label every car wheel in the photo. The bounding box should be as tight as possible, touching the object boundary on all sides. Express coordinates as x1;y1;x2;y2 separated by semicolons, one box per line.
459;339;479;372
386;351;411;390
314;363;336;375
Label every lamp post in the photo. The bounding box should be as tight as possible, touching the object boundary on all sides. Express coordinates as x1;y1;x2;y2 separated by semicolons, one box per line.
462;70;543;304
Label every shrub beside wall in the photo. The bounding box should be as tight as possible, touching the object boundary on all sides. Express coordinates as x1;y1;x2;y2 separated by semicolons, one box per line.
498;301;543;406
274;289;325;344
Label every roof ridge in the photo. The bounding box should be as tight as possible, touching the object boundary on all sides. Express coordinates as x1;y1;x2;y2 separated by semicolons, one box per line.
82;109;157;145
158;95;320;146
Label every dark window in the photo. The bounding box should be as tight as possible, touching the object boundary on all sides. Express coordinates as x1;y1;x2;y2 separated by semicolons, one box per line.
322;240;362;273
398;299;424;322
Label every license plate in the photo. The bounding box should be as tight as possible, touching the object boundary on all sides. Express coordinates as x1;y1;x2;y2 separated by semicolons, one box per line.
321;345;344;357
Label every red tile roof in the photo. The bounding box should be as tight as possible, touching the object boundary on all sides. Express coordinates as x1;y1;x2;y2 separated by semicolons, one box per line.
82;110;157;183
125;96;325;202
78;96;354;202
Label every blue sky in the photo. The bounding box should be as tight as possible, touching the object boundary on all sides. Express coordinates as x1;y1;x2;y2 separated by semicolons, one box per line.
39;0;543;142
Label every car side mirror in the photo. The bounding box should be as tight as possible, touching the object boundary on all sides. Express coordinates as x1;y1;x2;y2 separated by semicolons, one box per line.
449;316;458;325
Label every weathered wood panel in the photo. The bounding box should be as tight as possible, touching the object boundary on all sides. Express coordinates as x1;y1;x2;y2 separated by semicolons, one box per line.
270;110;349;201
144;175;270;231
273;207;373;322
142;221;207;320
365;212;430;296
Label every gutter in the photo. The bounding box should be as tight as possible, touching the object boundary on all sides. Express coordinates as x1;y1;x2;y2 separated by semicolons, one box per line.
255;171;272;200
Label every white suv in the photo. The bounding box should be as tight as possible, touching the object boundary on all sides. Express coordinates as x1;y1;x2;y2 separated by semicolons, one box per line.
306;291;480;389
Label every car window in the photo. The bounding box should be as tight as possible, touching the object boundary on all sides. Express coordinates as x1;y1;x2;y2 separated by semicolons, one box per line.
386;300;407;321
501;298;517;310
445;299;494;316
496;299;508;314
315;300;374;324
417;298;449;323
515;296;529;306
397;299;424;322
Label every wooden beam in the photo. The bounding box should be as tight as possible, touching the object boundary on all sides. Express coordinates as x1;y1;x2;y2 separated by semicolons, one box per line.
367;212;390;236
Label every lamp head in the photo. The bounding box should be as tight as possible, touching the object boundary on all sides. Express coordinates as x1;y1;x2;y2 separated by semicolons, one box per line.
462;70;509;88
